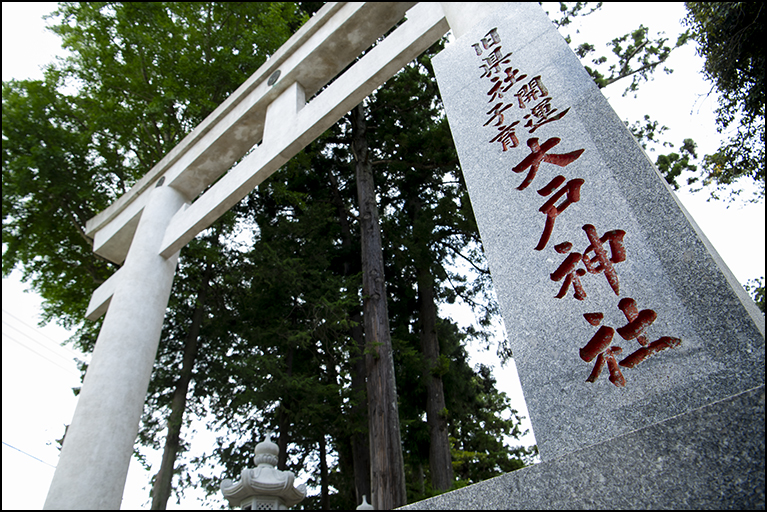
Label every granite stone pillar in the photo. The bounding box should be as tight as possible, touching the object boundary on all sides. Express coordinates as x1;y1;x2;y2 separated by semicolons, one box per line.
408;2;765;508
433;0;764;463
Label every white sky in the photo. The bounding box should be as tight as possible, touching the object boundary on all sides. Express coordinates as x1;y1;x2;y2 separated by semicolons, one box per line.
2;2;765;510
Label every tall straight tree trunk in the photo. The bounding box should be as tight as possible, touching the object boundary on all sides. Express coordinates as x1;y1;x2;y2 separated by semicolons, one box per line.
416;266;454;491
151;263;212;509
277;345;294;471
408;188;455;492
349;310;372;504
351;103;407;510
319;435;329;509
328;169;371;504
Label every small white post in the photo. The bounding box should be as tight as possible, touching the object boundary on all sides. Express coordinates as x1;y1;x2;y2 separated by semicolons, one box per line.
44;182;188;509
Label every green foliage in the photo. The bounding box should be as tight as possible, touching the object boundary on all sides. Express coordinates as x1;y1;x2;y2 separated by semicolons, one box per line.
445;362;534;484
2;77;121;328
628;114;671;151
557;2;765;203
555;1;763;208
185;145;373;506
553;4;712;196
368;48;504;356
3;2;309;332
626;115;700;189
548;2;603;28
547;3;690;96
10;3;760;508
343;41;530;502
430;354;451;378
684;2;765;202
397;320;531;503
5;3;545;507
744;277;765;314
578;24;689;96
46;2;307;165
655;138;698;190
5;2;311;507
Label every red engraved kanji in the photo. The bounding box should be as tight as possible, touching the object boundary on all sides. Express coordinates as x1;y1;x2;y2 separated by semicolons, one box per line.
580;302;681;387
535;176;585;251
615;297;683;368
582;225;627;296
579;316;626;387
484;102;515;127
488;67;528;102
524;97;571;133
584;312;604;326
511;137;585;191
550;226;626;300
620;336;682;368
588;347;625;387
480;47;513;79
472;28;501;56
580;297;682;378
550;242;587;300
615;297;657;342
490;121;521;151
514;75;549;108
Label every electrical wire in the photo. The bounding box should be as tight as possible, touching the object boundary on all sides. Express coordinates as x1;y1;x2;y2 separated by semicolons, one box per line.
2;441;57;469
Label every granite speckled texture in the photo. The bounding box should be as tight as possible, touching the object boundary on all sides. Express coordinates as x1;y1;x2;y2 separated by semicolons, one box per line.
401;385;765;510
432;2;764;465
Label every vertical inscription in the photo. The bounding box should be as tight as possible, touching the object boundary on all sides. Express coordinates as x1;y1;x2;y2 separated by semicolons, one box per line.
470;28;681;387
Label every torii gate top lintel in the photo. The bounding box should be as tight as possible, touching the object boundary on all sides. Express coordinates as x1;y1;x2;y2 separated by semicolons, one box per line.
84;1;431;265
82;2;501;323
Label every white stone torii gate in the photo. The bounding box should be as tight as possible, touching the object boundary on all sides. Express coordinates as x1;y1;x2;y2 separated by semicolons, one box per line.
43;3;488;509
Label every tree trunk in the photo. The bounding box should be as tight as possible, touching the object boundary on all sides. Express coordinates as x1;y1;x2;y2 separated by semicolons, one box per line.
351;103;407;510
319;435;329;509
151;264;211;509
417;266;454;491
349;311;372;505
328;168;371;504
416;461;425;496
277;345;294;471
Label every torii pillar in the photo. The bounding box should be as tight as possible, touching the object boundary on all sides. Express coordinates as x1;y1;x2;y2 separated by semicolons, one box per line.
43;183;188;509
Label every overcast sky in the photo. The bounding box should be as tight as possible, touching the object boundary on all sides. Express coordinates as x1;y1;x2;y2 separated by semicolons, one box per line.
2;2;765;510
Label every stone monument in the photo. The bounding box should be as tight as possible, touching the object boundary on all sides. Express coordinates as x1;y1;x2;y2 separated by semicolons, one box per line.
402;3;764;509
220;432;306;510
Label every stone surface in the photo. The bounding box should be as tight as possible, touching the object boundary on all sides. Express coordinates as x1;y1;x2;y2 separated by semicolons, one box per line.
432;2;764;462
44;184;188;509
401;384;765;510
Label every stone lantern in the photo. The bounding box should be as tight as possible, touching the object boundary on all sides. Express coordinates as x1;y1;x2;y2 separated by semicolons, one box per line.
220;432;306;510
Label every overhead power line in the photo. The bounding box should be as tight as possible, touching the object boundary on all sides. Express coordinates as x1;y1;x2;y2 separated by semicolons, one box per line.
2;308;87;372
2;441;57;469
2;330;79;376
